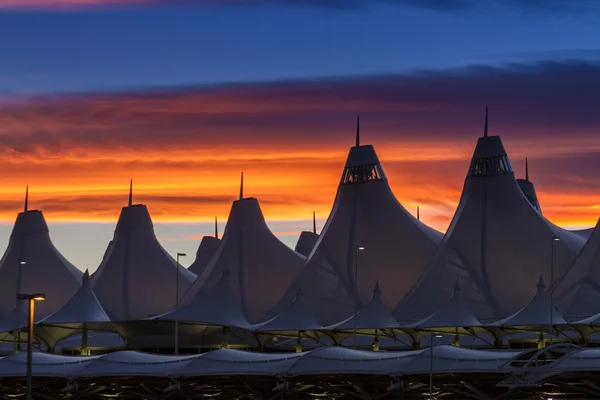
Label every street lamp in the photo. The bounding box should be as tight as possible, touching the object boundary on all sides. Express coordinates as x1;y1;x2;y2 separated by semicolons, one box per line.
175;252;186;355
353;246;365;349
16;293;45;400
549;236;560;346
429;333;442;400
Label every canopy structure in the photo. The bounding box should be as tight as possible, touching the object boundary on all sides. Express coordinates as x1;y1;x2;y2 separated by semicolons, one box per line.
294;212;320;257
0;301;29;334
252;288;322;335
489;275;567;330
37;270;114;349
0;189;82;319
555;217;600;320
91;182;197;321
181;174;305;323
406;278;481;335
516;158;541;213
277;120;443;325
327;282;399;333
395;110;585;323
188;217;221;276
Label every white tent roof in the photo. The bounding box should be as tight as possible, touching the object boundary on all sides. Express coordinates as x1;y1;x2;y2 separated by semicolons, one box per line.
294;231;319;257
188;236;221;276
276;131;442;325
158;270;249;328
555;218;600;319
395;117;584;323
0;203;82;319
181;185;305;323
91;193;197;321
327;283;399;330
0;346;523;378
516;158;541;214
251;289;321;332
490;276;567;328
0;301;29;333
408;279;481;329
40;270;111;325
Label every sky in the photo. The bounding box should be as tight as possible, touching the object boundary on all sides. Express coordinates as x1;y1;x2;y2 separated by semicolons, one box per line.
0;0;599;271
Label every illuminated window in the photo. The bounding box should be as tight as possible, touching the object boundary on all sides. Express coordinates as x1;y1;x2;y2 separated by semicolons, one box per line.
467;155;513;177
341;163;387;185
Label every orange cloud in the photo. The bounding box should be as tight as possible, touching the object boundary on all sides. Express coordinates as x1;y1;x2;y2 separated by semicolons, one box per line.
1;64;600;232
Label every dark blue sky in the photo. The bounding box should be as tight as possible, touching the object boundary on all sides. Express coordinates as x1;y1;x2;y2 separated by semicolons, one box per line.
1;0;599;94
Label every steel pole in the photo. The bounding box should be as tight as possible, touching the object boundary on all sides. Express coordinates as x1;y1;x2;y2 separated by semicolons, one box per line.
353;246;358;349
550;238;555;347
26;298;34;400
429;331;433;399
175;254;180;355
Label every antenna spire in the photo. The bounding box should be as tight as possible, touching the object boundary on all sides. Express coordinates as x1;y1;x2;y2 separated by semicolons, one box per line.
128;179;133;207
484;106;489;138
417;205;420;221
239;172;244;200
525;157;529;181
355;115;360;147
312;211;316;234
215;216;219;239
24;185;29;212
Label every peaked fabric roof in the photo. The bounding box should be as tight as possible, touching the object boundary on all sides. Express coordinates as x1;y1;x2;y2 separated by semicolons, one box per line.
276;140;442;325
490;276;567;328
251;289;321;333
181;196;305;323
188;236;221;276
555;217;600;319
91;203;196;321
407;279;481;332
395;125;585;323
0;208;82;319
294;231;319;257
158;271;249;328
516;158;541;214
37;270;113;346
0;301;29;333
327;283;399;330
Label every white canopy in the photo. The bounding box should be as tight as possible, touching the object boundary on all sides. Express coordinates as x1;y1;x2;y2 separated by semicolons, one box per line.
251;289;322;333
157;270;249;329
294;231;319;257
327;282;399;331
0;205;82;319
395;117;584;323
407;279;481;331
37;270;113;347
0;346;524;378
188;236;221;276
91;196;196;321
489;276;567;328
276;131;442;325
181;186;305;323
555;218;600;319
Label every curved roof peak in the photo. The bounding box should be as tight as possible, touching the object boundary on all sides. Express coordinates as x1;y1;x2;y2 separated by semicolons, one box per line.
453;277;462;295
537;274;546;291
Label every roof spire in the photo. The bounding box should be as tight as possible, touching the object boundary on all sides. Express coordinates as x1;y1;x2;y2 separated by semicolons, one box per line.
525;157;529;181
537;274;545;290
24;185;29;213
215;216;219;239
417;205;420;221
128;179;133;207
484;106;489;138
239;172;244;200
355;115;360;147
312;211;317;234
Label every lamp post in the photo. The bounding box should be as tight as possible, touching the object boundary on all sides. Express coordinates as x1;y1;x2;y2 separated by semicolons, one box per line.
429;333;442;400
549;236;560;347
175;252;186;355
16;293;45;400
353;246;365;349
